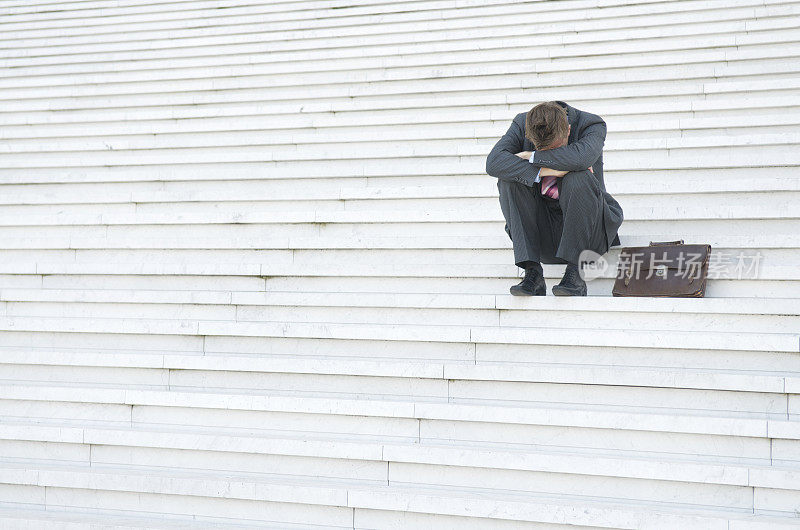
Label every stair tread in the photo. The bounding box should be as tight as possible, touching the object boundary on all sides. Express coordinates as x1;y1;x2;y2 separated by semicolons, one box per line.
0;381;795;439
1;346;798;392
1;415;798;483
0;505;267;529
2;289;797;314
0;456;798;527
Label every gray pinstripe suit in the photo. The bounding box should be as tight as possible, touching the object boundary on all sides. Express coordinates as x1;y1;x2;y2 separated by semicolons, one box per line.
485;101;624;267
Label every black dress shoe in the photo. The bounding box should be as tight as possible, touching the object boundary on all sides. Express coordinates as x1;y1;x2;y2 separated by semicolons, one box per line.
510;265;546;296
552;262;587;296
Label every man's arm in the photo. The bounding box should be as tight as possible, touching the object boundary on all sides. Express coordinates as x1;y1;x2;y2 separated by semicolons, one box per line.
509;151;563;180
529;112;606;172
485;117;540;187
534;166;592;177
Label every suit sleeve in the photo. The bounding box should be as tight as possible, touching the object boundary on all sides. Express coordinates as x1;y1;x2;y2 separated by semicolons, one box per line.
485;117;541;187
530;113;606;172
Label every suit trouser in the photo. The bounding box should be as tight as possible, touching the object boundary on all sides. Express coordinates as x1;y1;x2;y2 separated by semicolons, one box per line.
497;169;609;267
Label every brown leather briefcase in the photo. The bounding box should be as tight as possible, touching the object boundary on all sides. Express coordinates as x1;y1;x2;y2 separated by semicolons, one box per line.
612;240;711;297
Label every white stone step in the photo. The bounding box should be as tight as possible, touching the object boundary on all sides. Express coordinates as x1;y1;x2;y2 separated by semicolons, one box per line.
0;382;758;437
26;260;798;292
1;456;797;529
0;144;797;184
0;378;796;444
0;203;794;235
3;233;793;253
1;43;797;103
0;0;661;35
0;0;525;27
3;59;796;120
3;70;794;125
0;505;275;529
0;416;798;510
1;291;795;335
17;251;797;282
0;210;794;248
0;140;800;171
0;503;666;530
151;219;800;245
0;178;792;211
0;173;795;208
0;459;356;527
0;2;776;44
6;96;800;136
300;276;795;300
0;417;775;484
0;348;794;415
4;107;800;152
0;312;795;353
7;127;798;161
2;316;798;372
0;38;752;100
1;213;794;245
3;288;796;315
7;108;800;149
5;75;798;127
0;380;786;464
6;263;793;301
255;268;800;297
2;343;797;394
210;320;800;354
5;22;799;92
0;0;437;13
7;17;799;86
4;0;786;37
342;176;800;199
0;0;768;48
3;4;792;78
0;393;796;478
1;143;796;186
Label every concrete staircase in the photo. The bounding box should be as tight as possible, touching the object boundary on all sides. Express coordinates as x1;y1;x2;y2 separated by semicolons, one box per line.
0;0;799;527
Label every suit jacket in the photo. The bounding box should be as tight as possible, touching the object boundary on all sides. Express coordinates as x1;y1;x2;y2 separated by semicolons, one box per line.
485;100;622;249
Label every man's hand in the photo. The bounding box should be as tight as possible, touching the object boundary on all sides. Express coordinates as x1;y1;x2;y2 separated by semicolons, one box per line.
539;167;568;177
515;151;533;159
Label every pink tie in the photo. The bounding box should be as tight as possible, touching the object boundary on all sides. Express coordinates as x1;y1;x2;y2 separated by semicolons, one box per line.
540;167;591;200
541;175;559;199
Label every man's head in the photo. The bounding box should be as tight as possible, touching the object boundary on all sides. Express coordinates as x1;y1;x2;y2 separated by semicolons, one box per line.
525;101;570;150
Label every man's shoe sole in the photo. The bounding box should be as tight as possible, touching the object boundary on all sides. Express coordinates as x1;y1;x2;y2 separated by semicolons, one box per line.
510;287;546;296
551;284;587;296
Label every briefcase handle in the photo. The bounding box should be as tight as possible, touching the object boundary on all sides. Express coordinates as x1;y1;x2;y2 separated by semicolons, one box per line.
649;239;684;246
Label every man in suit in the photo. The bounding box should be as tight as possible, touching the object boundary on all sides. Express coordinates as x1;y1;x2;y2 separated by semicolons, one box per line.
485;101;623;296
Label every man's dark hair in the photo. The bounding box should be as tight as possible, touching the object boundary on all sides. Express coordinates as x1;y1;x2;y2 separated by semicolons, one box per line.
525;102;569;150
